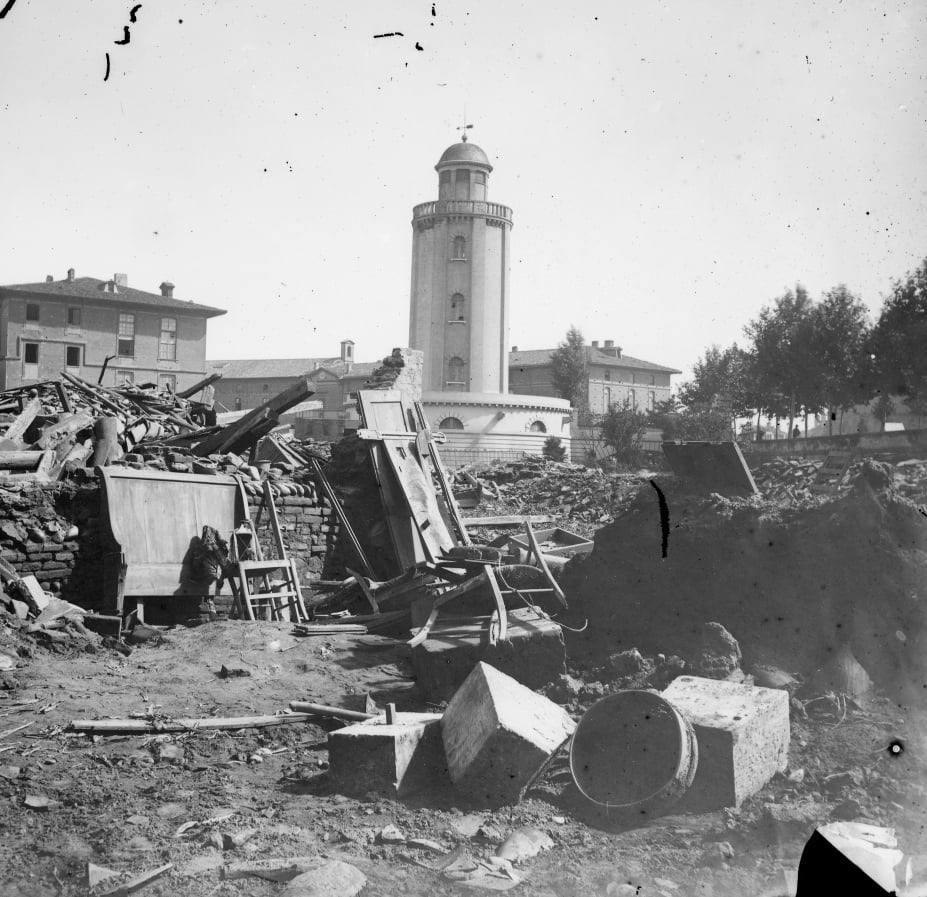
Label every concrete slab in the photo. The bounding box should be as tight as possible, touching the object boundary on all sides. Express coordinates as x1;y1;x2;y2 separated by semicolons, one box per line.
327;711;447;796
662;675;790;810
442;661;576;807
411;607;566;702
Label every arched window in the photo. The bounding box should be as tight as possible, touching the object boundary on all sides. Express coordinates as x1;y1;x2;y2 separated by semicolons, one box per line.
452;236;467;259
450;293;466;321
447;356;466;388
529;420;547;433
439;417;464;430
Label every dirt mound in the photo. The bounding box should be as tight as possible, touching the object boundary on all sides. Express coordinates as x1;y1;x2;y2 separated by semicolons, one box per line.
562;465;927;704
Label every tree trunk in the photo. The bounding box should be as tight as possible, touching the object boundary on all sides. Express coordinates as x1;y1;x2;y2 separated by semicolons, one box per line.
828;407;834;437
803;413;808;438
788;393;795;444
756;409;762;441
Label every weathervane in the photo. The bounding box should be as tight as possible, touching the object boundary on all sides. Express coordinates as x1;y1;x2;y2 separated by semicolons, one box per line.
458;117;473;142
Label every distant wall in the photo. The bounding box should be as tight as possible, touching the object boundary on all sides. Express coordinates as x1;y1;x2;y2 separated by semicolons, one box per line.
741;428;927;460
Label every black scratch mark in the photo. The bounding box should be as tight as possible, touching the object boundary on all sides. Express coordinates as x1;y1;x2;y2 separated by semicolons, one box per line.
415;41;423;50
374;31;404;38
649;479;670;558
104;52;111;81
431;3;436;15
129;4;141;23
114;25;131;45
0;0;18;19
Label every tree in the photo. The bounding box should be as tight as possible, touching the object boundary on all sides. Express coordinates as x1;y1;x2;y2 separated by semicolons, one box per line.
600;399;647;466
542;436;566;462
745;285;819;437
809;285;871;434
550;325;588;409
678;343;755;427
865;258;927;428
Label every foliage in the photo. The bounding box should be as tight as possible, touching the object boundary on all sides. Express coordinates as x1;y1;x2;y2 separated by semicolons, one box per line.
677;344;754;418
744;285;819;429
810;284;871;425
542;435;567;462
865;258;927;421
647;397;732;442
550;325;588;408
600;399;647;465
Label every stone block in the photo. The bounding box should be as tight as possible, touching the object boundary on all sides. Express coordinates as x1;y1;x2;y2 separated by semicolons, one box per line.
328;711;446;796
412;608;566;702
662;675;790;810
441;661;576;807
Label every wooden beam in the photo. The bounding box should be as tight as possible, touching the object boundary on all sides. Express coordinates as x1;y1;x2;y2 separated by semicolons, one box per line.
69;712;317;734
1;396;42;444
175;372;222;399
463;515;553;527
193;377;314;456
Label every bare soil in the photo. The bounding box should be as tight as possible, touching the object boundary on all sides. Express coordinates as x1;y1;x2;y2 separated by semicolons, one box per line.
2;621;926;897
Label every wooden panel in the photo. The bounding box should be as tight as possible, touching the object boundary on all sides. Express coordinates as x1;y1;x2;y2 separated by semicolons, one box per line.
98;467;242;600
661;441;759;496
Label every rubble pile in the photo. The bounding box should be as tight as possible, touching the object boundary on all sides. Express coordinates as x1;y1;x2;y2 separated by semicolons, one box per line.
563;461;927;705
452;456;647;536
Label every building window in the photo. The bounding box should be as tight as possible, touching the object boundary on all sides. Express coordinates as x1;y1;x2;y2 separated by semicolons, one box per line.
159;374;176;393
23;342;39;364
604;387;611;411
439;417;464;430
159;317;177;361
25;303;40;323
630;372;636;384
65;346;81;369
650;374;655;385
452;236;467;260
440;171;451;187
450;293;466;321
67;307;81;328
529;420;547;433
474;172;486;185
604;370;611;381
235;396;242;410
455;169;468;186
120;371;135;385
262;383;269;393
629;388;637;409
117;313;135;357
446;356;466;388
649;390;656;410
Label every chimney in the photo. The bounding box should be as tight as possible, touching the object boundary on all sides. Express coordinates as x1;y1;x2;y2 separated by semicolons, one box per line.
340;339;354;362
45;275;53;283
511;345;518;352
591;340;599;349
114;273;128;287
604;339;614;349
66;268;75;282
160;281;175;298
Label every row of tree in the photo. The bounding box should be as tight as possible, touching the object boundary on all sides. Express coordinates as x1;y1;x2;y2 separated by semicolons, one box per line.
674;256;927;435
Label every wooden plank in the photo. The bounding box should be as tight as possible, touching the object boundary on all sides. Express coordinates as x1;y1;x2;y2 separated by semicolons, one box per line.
368;442;423;570
525;521;568;607
310;457;373;577
70;713;316;734
194;378;314;456
463;515;553;527
0;450;43;469
380;436;453;563
1;396;41;444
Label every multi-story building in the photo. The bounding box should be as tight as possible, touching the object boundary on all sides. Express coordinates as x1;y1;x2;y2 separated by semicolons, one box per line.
0;269;226;391
509;340;680;414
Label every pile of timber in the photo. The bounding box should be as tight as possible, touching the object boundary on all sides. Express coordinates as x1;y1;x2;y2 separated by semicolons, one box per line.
0;374;315;485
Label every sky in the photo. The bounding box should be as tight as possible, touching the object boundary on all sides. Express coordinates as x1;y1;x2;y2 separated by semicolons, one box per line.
1;0;925;381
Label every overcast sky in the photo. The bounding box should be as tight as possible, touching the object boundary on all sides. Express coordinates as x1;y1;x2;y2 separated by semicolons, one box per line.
1;1;924;379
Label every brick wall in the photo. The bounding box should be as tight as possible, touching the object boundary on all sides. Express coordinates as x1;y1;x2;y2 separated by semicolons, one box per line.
0;478;342;614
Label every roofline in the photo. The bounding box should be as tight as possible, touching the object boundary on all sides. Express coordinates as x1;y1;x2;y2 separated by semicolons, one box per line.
508;351;681;375
0;285;227;319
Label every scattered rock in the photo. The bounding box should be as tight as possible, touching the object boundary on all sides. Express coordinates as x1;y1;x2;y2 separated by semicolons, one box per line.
606;648;646;677
832;798;864;821
495;827;554;863
377;825;405;844
284;859;366;897
693;622;742;679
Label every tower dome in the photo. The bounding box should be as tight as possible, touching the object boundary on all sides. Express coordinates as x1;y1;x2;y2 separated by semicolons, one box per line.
435;140;492;172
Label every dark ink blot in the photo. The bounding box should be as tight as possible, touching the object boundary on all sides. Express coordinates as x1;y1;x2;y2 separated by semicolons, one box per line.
104;51;111;81
432;3;436;15
0;0;19;19
373;31;404;38
415;41;423;50
888;739;904;757
114;25;131;45
649;479;669;558
129;4;141;23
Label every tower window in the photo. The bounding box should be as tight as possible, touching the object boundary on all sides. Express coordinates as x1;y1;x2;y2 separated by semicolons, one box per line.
529;420;547;433
439;416;464;430
474;171;486;185
454;170;468;186
450;293;466;321
447;356;466;388
440;171;451;187
452;236;467;260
